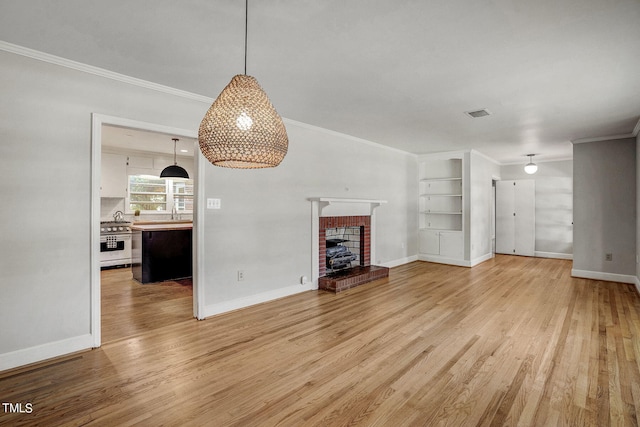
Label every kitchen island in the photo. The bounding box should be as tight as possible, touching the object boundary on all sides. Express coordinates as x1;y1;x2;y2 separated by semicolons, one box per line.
131;221;192;284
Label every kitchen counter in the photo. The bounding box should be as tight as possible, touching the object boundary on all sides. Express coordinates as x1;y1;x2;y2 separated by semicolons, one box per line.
131;222;193;232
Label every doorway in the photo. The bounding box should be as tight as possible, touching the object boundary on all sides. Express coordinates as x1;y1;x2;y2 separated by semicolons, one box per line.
91;114;205;348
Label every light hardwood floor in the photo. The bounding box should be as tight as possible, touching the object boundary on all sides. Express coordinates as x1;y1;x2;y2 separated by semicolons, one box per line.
100;267;193;343
1;256;639;426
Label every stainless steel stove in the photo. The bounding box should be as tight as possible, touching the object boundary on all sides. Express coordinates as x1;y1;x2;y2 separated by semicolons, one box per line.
100;220;132;268
100;221;132;234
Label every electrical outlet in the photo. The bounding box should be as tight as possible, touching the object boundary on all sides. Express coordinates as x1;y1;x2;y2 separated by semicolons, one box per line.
237;270;244;281
605;253;613;262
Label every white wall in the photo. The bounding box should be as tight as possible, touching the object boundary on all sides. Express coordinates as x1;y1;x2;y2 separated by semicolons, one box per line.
637;132;640;289
0;49;417;369
0;50;207;368
469;151;500;263
199;122;417;312
500;160;573;258
573;138;636;279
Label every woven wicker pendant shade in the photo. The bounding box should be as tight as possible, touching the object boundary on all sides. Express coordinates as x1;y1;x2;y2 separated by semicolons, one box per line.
198;74;288;169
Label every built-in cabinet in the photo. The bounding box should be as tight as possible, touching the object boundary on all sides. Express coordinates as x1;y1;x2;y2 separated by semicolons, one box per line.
418;155;465;263
100;153;127;198
495;180;535;256
419;230;463;258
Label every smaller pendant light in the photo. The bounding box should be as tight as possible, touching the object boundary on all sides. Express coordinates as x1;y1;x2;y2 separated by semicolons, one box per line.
524;154;538;175
160;138;190;179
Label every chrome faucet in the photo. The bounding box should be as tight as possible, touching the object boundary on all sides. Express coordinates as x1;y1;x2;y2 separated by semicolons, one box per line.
171;204;177;220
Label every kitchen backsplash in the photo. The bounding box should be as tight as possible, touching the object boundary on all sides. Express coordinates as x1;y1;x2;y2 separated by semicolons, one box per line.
101;198;193;222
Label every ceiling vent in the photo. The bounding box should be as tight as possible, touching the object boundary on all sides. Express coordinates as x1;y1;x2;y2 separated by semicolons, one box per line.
464;109;491;118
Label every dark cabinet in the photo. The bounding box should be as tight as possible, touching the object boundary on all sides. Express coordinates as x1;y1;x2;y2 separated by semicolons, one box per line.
132;228;192;284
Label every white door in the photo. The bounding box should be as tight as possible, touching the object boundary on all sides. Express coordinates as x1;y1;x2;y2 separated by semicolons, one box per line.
495;181;516;254
514;180;535;256
495;180;535;256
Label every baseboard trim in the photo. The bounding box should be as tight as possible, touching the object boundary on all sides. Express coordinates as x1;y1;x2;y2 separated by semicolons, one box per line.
201;284;315;319
381;255;419;268
635;276;640;295
535;251;573;260
418;254;471;267
0;334;93;372
571;269;637;284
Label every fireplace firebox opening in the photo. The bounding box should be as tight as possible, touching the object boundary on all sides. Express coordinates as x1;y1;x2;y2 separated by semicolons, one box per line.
318;215;371;279
325;226;362;273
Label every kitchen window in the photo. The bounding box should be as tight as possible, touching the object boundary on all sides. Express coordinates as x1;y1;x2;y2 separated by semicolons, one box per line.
127;175;193;213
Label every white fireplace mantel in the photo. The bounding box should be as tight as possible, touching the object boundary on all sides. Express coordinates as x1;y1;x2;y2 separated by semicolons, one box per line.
309;197;387;289
308;197;387;217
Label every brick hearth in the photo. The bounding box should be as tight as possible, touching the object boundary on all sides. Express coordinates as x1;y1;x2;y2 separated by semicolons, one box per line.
318;265;389;293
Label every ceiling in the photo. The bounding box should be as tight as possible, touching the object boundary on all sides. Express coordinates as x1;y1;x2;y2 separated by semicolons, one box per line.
102;125;197;157
1;0;639;163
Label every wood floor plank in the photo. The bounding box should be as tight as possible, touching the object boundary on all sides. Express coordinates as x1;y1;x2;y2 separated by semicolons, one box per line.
1;256;640;426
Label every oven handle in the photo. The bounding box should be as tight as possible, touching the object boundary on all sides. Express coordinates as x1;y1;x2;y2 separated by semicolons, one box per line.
100;241;125;252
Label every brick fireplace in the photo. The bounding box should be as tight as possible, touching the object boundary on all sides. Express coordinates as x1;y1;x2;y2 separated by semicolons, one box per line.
318;215;370;277
310;198;389;293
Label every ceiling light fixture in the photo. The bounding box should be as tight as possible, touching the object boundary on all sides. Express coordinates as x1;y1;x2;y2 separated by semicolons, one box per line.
160;138;190;179
524;154;538;174
198;0;288;169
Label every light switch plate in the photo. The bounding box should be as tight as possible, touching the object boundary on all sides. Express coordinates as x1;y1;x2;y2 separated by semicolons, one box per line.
207;198;221;209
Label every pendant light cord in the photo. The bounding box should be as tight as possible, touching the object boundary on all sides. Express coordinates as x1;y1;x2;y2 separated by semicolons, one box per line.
244;0;248;75
173;138;179;165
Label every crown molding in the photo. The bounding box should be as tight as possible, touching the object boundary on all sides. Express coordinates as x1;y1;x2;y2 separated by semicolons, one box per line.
1;40;417;158
470;149;500;165
499;156;574;166
572;118;640;144
283;117;416;157
0;40;214;104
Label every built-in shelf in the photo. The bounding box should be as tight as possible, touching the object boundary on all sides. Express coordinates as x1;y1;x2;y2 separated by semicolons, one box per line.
418;155;465;261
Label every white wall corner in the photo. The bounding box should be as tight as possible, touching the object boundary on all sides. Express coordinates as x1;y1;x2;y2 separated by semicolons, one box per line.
0;334;94;372
470;252;494;267
632;118;640;137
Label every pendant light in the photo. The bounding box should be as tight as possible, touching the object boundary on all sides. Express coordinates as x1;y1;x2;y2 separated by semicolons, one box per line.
198;0;288;169
160;138;190;179
524;154;538;175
